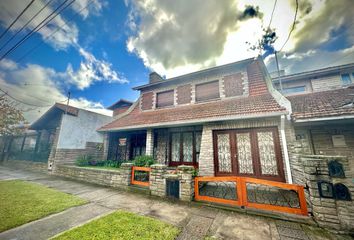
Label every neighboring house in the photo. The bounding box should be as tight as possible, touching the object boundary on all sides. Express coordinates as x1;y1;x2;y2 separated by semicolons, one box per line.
272;62;354;95
99;57;295;183
29;103;112;169
107;99;133;118
0;125;43;162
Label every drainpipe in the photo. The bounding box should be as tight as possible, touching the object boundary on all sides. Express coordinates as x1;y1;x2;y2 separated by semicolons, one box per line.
280;115;293;184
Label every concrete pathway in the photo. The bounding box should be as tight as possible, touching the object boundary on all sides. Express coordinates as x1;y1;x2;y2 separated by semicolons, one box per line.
0;166;348;240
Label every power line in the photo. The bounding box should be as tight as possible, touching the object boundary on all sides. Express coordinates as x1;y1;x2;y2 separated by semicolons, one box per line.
0;0;76;62
267;0;277;29
0;0;56;53
0;0;36;41
17;0;96;63
0;87;54;107
278;0;298;52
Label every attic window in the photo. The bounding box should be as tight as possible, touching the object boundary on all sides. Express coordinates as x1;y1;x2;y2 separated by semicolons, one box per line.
156;90;174;108
196;80;220;102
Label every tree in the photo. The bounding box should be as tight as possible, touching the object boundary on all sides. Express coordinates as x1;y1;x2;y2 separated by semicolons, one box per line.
246;27;278;58
0;95;25;136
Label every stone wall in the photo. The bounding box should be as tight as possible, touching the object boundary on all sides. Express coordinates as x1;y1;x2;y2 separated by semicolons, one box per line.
150;164;195;201
289;146;353;233
1;160;47;172
53;163;133;188
198;117;293;181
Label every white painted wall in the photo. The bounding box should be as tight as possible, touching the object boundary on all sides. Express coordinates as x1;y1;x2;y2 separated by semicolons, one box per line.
57;110;112;149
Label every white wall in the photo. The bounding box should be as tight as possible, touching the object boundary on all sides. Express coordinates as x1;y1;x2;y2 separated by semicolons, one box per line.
57;110;112;149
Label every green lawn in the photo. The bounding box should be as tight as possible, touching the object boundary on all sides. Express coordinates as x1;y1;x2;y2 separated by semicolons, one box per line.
52;211;180;240
0;180;86;232
81;166;121;171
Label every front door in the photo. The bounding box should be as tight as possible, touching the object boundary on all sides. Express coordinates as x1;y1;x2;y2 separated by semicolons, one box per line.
213;127;285;182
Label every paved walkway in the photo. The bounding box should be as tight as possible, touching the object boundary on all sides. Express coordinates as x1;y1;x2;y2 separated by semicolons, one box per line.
0;166;348;240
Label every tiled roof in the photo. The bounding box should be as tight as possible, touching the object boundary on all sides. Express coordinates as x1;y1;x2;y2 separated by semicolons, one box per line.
287;87;354;121
99;59;286;131
99;94;286;130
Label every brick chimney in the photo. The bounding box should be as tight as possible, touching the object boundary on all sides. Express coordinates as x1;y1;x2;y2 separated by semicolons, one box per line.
149;72;163;83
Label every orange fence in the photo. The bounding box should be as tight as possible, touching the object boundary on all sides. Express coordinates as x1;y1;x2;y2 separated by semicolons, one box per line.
131;166;151;187
195;176;308;216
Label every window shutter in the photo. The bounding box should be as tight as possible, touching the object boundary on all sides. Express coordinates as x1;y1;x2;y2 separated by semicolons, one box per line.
156;90;174;108
196;80;220;102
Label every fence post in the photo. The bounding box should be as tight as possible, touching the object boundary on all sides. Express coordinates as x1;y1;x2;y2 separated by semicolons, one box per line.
150;164;167;197
121;162;133;186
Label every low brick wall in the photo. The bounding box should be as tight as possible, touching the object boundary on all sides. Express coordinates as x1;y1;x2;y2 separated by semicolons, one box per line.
1;160;47;172
53;163;133;188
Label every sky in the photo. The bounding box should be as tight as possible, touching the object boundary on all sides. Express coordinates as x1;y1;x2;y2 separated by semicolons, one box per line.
0;0;353;123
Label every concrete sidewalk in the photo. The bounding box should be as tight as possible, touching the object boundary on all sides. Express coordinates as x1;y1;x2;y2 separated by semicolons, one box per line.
0;166;348;240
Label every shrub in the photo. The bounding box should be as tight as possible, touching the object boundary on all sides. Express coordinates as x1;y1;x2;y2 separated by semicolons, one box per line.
75;155;93;166
104;160;121;168
133;155;156;167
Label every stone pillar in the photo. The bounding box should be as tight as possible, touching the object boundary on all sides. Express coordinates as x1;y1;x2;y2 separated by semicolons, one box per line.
150;164;167;197
102;132;109;160
145;128;154;156
301;157;341;231
120;162;133;186
177;165;195;201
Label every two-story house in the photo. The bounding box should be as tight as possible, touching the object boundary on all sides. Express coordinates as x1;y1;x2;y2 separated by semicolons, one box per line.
99;57;295;183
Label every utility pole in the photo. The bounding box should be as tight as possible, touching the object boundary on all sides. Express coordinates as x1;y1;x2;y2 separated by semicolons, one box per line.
274;51;283;92
65;91;71;115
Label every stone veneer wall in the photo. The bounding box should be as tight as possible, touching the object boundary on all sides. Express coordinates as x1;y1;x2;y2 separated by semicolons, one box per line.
53;163;133;188
1;160;47;172
198;117;294;182
289;144;353;233
150;164;195;201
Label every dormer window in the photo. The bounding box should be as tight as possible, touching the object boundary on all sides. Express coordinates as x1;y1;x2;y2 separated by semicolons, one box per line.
196;80;220;102
156;90;174;108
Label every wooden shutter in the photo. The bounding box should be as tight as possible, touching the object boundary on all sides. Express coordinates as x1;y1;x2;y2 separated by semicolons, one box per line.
223;73;244;97
177;84;192;105
196;80;220;102
156;90;174;108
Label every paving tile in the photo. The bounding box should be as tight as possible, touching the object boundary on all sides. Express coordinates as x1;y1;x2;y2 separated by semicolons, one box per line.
277;226;309;240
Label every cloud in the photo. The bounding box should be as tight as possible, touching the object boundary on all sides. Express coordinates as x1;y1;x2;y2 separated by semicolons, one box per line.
0;0;106;50
67;47;128;90
0;59;112;122
0;0;79;50
291;0;354;53
71;0;107;19
125;0;264;77
265;46;354;74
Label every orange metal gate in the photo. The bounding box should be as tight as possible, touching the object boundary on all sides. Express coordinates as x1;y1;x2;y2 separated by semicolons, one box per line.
131;166;151;187
195;176;308;216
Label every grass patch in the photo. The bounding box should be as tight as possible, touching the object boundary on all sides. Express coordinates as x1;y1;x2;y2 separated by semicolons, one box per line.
80;166;121;171
52;210;180;240
0;180;86;232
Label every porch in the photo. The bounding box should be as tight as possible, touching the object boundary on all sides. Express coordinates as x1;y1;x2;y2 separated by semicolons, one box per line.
104;117;291;183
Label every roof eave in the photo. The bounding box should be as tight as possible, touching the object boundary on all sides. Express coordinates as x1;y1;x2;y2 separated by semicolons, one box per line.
98;110;287;132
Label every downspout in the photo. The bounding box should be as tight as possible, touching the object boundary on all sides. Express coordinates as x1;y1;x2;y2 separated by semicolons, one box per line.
280;115;293;184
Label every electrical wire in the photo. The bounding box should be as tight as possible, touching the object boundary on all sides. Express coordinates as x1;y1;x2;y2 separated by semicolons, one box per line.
0;0;56;54
0;0;76;61
0;0;36;41
278;0;298;52
267;0;277;29
0;87;55;107
17;0;96;63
